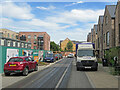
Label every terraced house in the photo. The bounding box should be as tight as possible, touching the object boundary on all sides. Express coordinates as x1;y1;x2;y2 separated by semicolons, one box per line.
115;1;120;47
103;5;116;57
96;16;104;59
87;1;120;60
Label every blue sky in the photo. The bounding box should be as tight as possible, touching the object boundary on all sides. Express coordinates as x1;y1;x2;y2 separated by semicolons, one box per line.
0;1;117;44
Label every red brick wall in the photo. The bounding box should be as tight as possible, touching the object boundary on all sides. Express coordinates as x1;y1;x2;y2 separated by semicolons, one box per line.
19;32;50;50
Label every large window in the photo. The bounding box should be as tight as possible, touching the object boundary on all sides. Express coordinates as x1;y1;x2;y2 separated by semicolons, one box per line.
34;35;37;39
77;50;94;57
106;32;109;46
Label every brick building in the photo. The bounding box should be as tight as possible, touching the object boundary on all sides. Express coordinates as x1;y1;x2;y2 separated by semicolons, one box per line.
19;32;50;50
97;16;104;59
103;5;116;57
60;38;82;51
93;25;98;50
115;1;120;47
87;33;91;42
0;29;19;40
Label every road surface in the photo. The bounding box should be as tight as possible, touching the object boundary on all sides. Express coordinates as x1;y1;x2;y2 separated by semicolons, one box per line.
3;57;93;88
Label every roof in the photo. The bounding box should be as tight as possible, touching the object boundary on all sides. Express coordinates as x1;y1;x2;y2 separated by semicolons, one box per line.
99;16;104;24
106;5;116;18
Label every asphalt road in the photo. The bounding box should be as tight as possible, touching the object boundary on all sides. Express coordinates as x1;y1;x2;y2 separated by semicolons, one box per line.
3;57;93;89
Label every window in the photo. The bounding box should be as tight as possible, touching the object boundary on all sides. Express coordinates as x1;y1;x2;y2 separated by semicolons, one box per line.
98;38;99;48
22;43;24;48
8;33;9;38
105;16;108;24
25;44;27;48
34;41;37;44
28;35;31;39
12;34;14;39
106;32;109;46
34;35;37;39
1;39;4;46
104;34;105;43
13;41;16;47
7;40;11;46
18;42;20;47
28;41;31;43
34;46;37;49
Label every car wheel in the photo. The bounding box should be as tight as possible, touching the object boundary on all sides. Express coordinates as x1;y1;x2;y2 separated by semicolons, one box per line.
94;67;98;71
23;67;29;76
4;73;10;76
34;65;38;71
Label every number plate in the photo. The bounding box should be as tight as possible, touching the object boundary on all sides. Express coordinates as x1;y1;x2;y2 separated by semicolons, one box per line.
9;64;16;66
85;67;91;69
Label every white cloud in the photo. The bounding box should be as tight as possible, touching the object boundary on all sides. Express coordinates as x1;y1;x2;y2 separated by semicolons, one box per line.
1;2;34;19
65;1;84;7
36;6;56;10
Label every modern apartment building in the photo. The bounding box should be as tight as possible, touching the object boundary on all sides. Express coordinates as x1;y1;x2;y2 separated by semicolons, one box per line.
0;29;19;40
19;32;50;50
115;1;120;47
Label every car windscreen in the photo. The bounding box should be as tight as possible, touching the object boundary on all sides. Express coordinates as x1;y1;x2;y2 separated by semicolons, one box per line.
77;50;94;57
8;58;23;62
46;54;53;57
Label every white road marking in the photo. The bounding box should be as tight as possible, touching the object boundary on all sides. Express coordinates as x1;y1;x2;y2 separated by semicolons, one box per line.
55;60;72;89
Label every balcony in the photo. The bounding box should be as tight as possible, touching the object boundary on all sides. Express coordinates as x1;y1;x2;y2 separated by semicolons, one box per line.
20;35;26;41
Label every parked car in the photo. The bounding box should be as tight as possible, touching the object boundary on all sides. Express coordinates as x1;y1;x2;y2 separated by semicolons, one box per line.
59;54;63;59
44;54;55;63
55;54;60;60
4;56;38;76
67;53;74;58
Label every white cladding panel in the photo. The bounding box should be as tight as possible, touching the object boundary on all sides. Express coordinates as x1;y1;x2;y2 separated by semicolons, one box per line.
78;44;93;50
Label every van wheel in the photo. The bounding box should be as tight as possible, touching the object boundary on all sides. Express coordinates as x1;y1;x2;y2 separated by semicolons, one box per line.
76;67;79;71
94;67;98;71
23;67;29;76
34;65;38;71
5;73;10;76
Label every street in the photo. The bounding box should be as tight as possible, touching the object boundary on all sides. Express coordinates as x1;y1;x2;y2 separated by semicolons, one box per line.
3;57;93;88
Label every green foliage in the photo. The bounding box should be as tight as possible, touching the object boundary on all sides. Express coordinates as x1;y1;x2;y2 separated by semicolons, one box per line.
50;41;60;51
66;41;73;52
105;47;120;66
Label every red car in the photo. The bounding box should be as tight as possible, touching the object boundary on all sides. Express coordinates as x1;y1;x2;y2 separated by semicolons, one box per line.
4;56;38;76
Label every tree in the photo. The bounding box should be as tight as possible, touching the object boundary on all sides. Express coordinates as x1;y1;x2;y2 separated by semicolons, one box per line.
50;41;60;51
66;41;73;52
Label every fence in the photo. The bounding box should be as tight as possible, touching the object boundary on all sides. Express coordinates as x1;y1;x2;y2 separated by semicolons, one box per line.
0;46;52;73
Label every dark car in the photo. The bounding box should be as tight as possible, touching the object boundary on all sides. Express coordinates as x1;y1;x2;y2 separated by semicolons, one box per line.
55;54;60;60
44;54;55;63
4;56;38;76
59;54;63;59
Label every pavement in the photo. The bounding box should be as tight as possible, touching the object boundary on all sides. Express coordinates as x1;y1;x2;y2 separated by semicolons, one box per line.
85;63;119;88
